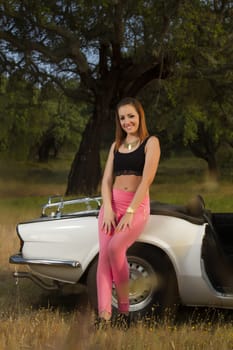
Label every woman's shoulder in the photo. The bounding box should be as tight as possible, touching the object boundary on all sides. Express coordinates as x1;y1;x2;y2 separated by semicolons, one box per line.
144;135;160;151
109;141;117;154
144;135;159;145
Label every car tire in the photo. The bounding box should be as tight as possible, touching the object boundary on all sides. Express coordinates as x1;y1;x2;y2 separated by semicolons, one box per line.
126;243;179;319
86;242;179;320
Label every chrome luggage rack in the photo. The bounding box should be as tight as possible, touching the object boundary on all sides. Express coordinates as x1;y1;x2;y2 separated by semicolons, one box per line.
41;196;102;218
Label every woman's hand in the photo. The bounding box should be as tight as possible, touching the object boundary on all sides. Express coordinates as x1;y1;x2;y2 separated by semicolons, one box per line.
115;212;134;232
102;208;116;235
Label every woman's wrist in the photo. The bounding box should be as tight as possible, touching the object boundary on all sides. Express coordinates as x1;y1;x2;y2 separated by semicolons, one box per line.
126;206;135;214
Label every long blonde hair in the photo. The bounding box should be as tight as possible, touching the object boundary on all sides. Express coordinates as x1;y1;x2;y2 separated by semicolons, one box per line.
115;97;149;150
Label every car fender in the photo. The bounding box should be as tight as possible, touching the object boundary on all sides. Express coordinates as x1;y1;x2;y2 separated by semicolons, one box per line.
138;214;208;302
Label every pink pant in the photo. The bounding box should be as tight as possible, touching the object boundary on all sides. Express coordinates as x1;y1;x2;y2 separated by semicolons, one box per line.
97;189;150;315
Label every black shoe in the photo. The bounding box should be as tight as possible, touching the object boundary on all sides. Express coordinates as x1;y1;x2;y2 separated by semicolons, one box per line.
94;317;111;331
112;313;131;330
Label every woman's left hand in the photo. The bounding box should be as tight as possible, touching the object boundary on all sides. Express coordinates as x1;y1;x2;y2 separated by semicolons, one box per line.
115;213;134;232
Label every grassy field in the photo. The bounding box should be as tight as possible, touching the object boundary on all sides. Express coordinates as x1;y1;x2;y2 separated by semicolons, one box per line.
0;155;232;349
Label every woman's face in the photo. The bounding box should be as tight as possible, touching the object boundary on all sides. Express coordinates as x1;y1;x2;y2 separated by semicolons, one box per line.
118;104;140;136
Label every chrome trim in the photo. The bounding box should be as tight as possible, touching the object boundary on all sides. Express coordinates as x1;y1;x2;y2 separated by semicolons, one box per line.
41;196;102;217
9;253;81;268
12;271;62;291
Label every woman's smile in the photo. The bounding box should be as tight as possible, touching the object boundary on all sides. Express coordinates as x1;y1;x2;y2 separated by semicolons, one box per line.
118;104;140;135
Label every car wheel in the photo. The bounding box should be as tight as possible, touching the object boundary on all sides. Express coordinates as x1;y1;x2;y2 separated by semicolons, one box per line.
126;243;179;319
86;242;179;319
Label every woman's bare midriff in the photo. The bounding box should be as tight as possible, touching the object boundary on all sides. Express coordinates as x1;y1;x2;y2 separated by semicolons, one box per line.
113;175;142;192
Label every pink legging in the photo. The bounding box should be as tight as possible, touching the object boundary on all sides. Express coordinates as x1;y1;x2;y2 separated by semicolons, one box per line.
97;189;150;316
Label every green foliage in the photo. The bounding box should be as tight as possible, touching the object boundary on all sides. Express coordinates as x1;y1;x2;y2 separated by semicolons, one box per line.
0;74;37;157
182;104;207;144
0;75;89;161
155;0;233;169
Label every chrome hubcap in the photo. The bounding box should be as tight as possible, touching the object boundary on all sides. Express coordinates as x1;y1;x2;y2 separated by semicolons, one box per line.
112;256;156;312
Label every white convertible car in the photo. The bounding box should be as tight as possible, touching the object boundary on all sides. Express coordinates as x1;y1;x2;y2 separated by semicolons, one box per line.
9;195;233;318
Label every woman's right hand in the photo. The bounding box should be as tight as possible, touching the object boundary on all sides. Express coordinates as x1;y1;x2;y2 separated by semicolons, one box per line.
102;207;116;235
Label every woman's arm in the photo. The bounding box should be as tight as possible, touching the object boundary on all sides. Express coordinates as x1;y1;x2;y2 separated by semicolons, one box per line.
100;142;116;234
128;136;160;210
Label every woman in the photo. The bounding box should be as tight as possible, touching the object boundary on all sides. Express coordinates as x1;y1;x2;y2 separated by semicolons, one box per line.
97;97;161;322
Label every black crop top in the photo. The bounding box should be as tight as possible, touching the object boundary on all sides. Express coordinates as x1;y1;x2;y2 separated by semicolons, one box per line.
113;137;150;176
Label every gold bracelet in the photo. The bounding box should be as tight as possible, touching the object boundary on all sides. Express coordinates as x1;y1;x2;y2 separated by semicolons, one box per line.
126;206;135;214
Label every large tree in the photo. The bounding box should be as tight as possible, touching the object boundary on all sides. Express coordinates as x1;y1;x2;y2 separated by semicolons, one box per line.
0;0;180;194
0;0;232;193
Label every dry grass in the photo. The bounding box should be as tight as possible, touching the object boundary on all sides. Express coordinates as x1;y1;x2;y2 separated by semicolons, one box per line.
0;289;233;350
0;156;233;349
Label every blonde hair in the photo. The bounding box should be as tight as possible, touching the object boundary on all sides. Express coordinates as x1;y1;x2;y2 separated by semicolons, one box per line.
115;97;149;150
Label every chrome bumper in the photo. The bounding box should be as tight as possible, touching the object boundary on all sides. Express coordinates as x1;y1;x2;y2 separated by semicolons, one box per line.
9;253;81;268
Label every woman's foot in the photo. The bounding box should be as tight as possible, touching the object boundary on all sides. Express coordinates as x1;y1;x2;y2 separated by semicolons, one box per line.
118;301;129;315
99;311;111;321
94;317;111;330
94;311;112;330
119;311;129;316
111;312;130;330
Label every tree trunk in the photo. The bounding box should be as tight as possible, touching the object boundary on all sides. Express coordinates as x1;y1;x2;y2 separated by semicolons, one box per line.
206;153;219;182
190;143;219;181
38;135;56;162
188;125;219;182
66;105;104;196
